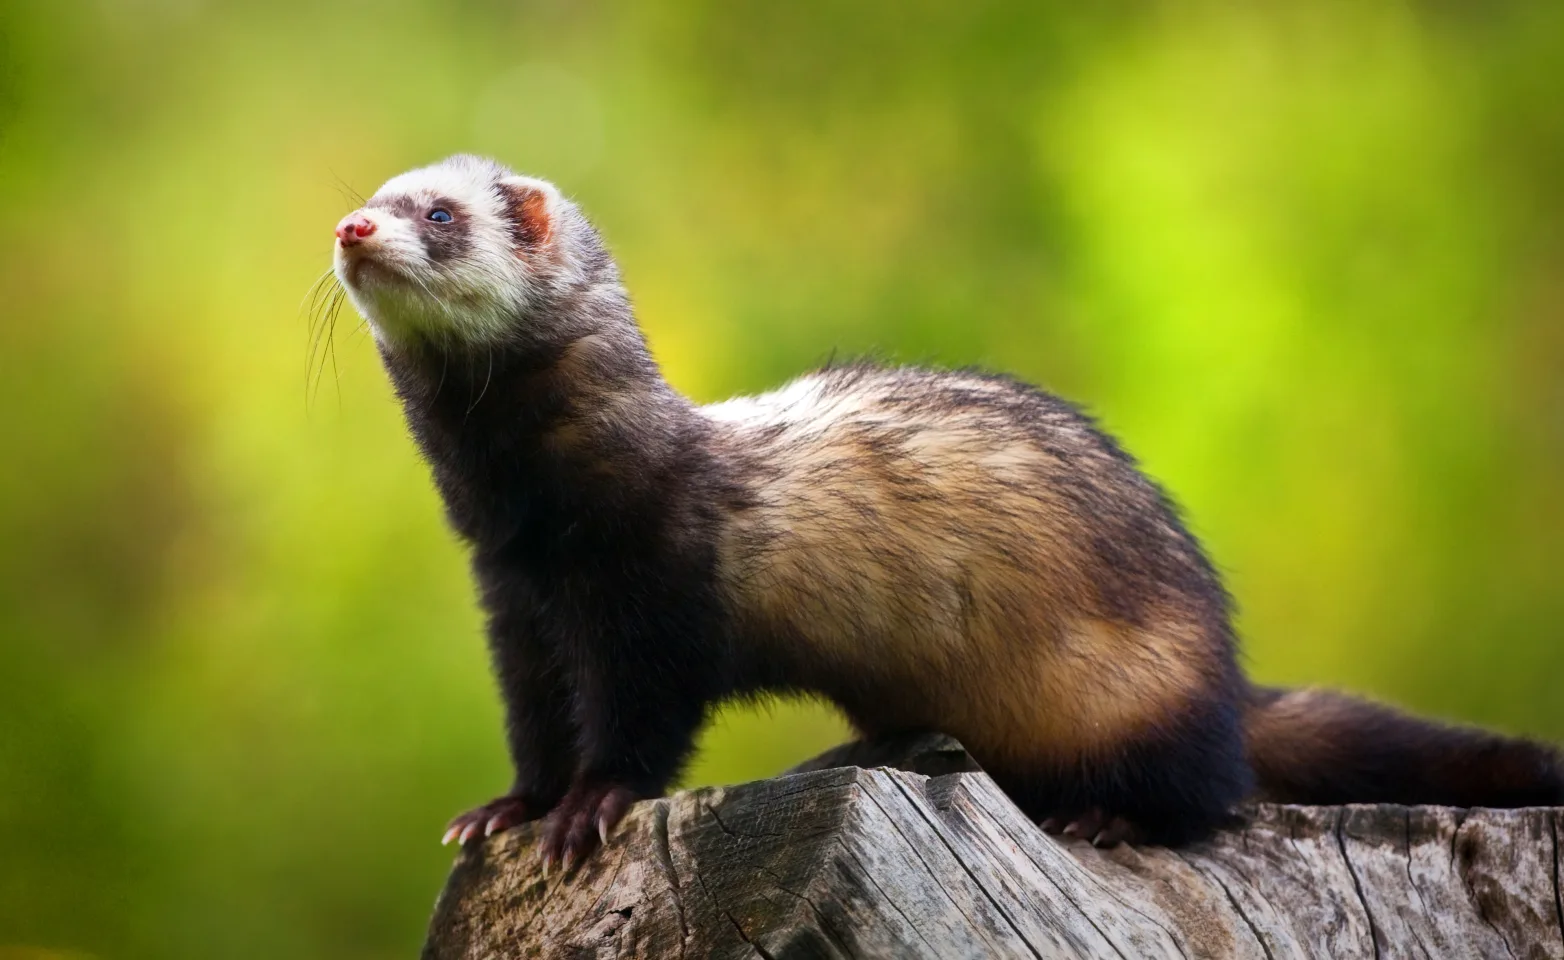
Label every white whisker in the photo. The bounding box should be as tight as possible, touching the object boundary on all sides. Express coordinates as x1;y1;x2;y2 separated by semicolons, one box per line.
465;346;494;421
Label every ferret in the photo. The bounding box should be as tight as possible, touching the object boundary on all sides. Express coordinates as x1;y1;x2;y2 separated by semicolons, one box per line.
329;154;1564;869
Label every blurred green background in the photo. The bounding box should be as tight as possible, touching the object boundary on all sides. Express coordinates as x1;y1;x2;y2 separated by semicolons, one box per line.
2;0;1561;956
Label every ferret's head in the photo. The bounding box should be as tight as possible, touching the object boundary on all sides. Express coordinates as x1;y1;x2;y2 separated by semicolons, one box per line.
332;155;609;346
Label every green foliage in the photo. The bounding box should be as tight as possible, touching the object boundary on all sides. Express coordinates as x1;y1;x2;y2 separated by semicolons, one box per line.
1;2;1561;957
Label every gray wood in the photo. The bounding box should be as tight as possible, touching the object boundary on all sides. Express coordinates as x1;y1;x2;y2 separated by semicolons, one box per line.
423;740;1564;959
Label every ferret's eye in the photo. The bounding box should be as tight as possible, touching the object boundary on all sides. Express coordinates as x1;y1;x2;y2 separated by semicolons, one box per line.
427;208;453;223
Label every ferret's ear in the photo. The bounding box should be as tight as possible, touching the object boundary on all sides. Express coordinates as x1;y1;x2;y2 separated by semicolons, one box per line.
496;178;553;251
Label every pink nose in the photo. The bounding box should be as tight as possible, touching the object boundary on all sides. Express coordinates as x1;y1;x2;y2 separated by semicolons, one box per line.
336;212;377;246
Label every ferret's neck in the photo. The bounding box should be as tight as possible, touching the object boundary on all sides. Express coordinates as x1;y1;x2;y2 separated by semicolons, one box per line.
379;301;702;550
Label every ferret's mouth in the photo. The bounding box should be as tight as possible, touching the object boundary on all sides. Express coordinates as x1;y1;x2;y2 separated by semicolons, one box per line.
337;250;413;290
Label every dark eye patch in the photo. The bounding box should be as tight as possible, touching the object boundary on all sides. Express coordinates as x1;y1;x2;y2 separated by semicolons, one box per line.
417;197;472;263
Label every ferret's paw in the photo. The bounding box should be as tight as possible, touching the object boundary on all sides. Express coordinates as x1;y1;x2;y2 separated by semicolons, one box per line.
442;795;538;847
1039;808;1140;848
537;780;637;875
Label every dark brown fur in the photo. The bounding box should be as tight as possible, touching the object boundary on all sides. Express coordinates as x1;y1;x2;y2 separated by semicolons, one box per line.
1246;687;1564;808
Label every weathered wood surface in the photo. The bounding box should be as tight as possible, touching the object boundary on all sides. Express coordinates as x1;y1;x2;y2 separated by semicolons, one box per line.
423;738;1564;959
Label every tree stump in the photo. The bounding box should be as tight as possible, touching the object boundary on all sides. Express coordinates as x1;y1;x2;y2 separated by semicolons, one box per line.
422;736;1564;959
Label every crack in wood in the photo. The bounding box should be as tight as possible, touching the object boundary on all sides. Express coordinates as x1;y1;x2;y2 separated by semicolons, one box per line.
704;798;783;840
757;861;856;958
689;841;774;960
1028;833;1190;959
1397;810;1433;960
855;778;1008;956
886;776;1054;960
835;844;941;955
942;778;1134;960
1552;814;1564;957
651;800;690;958
1335;810;1381;960
1174;850;1270;960
1449;813;1519;960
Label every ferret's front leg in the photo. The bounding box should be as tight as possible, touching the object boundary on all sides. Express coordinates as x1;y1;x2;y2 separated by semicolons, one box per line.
537;594;724;872
444;595;576;846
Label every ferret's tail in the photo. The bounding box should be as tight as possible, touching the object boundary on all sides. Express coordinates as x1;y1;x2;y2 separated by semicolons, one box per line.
1242;685;1564;807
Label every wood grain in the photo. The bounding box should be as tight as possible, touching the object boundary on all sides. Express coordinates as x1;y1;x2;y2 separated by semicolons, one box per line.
423;740;1564;959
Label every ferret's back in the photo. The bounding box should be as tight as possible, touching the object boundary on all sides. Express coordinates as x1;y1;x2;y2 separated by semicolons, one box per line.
702;365;1235;763
701;364;1212;609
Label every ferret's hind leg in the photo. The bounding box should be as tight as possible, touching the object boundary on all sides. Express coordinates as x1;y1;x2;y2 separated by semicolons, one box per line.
1039;809;1141;848
992;696;1252;848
